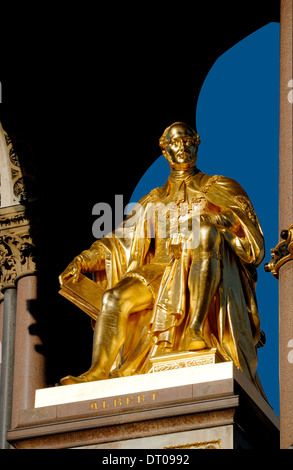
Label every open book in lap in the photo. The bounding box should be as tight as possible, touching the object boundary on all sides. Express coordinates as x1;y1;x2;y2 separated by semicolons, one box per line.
59;273;104;322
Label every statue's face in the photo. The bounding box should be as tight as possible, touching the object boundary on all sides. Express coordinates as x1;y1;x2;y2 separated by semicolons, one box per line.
165;124;198;167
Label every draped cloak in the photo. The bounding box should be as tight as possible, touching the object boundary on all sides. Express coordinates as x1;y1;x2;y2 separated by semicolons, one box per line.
90;171;265;395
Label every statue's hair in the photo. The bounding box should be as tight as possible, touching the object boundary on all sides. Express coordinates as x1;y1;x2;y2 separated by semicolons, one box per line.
159;122;201;150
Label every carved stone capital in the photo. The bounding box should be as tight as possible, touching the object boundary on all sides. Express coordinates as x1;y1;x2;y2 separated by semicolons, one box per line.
0;204;37;299
264;224;293;278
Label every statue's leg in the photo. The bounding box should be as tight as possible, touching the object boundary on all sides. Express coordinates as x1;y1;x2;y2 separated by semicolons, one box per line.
187;224;221;350
60;276;153;385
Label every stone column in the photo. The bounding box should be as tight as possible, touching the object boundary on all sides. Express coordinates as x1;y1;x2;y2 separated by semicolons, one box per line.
0;288;17;448
0;204;44;448
10;275;46;429
0;121;45;447
0;300;3;378
279;0;293;450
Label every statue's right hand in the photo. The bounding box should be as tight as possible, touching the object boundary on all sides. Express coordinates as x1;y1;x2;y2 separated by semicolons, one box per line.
58;256;82;286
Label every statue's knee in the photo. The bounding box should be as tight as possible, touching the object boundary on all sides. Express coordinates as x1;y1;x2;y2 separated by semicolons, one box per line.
101;277;152;316
101;283;134;315
199;224;221;251
101;288;121;311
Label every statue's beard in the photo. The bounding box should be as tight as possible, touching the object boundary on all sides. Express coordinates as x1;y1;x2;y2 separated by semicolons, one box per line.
168;156;197;170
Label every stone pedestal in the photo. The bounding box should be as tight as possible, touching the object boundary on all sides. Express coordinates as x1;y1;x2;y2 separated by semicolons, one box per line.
7;362;279;449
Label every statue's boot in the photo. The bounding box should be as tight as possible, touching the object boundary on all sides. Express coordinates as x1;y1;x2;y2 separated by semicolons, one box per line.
60;311;128;385
186;332;207;351
187;241;221;352
60;276;154;386
60;374;90;385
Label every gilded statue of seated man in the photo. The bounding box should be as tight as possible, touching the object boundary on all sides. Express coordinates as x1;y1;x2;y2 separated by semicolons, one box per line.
59;122;265;395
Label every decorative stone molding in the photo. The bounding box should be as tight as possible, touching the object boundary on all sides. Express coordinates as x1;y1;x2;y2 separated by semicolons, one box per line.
264;224;293;278
0;204;37;300
0;122;38;208
0;123;23;208
147;349;226;374
3;131;27;203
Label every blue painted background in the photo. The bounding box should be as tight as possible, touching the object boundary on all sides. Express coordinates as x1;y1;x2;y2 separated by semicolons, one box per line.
130;23;280;415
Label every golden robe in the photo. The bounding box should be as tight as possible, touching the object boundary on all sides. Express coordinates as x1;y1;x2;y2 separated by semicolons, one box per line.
89;171;265;393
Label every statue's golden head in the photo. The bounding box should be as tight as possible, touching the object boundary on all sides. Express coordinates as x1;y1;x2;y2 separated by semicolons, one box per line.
159;122;200;169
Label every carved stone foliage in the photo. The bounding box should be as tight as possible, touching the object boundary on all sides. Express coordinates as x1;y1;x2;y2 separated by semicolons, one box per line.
0;205;37;299
0;234;36;289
